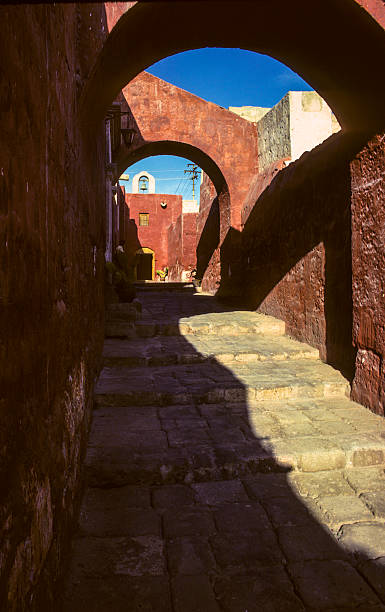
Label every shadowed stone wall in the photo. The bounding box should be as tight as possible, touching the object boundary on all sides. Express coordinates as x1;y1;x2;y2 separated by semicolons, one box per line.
351;134;385;414
217;130;385;418
0;5;108;609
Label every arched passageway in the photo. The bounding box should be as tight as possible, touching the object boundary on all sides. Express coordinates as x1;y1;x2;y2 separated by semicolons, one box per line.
91;0;385;412
116;141;228;205
84;0;385;133
2;2;385;610
115;71;257;230
119;142;228;285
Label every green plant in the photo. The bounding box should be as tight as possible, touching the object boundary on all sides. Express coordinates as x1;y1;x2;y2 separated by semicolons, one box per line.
105;261;117;275
105;260;135;302
156;267;168;278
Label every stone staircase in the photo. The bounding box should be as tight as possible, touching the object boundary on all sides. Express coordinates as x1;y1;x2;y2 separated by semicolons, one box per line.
64;289;385;611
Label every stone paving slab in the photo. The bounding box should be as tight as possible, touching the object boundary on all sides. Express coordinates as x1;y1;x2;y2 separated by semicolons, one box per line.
102;333;319;367
95;359;349;407
337;522;385;559
344;466;385;494
213;568;306;611
287;559;384;610
135;310;286;338
87;395;385;484
63;576;172;612
65;288;385;610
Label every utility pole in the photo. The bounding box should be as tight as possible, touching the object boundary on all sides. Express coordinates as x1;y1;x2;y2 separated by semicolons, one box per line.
184;163;201;200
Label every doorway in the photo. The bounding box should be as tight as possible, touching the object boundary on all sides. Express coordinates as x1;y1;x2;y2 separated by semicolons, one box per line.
135;248;155;280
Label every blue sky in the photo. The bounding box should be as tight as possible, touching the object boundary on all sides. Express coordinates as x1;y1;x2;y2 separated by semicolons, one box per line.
122;49;312;201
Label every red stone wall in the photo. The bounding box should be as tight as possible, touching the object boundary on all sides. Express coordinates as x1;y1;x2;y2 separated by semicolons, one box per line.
351;134;385;415
182;213;198;278
167;215;182;280
196;173;221;292
124;193;182;275
114;184;131;248
221;129;385;417
105;2;137;31
245;131;385;417
0;5;108;610
219;133;362;383
168;213;198;281
121;71;259;232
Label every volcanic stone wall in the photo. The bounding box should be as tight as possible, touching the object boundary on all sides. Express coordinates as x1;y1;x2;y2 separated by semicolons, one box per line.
124;193;182;275
168;212;198;281
0;5;108;609
351;134;385;414
196;173;221;291
215;129;385;416
121;71;259;233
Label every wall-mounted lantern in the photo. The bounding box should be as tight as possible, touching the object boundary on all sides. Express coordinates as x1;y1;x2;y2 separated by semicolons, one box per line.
160;201;167;209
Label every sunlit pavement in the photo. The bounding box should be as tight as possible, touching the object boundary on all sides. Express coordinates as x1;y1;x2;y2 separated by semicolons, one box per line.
64;287;385;611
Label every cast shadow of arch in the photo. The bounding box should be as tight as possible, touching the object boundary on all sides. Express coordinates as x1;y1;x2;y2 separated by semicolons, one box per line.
215;130;370;384
64;287;385;610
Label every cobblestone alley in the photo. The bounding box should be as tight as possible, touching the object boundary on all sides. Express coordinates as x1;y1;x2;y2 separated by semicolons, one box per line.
64;286;385;611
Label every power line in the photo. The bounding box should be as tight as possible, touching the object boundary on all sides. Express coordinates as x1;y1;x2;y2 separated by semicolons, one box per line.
181;179;192;197
142;169;190;173
184;163;201;200
174;176;184;195
120;176;191;182
125;168;200;174
155;177;190;181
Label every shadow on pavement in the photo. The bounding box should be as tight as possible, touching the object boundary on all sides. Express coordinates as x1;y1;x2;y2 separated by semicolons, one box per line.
63;289;385;612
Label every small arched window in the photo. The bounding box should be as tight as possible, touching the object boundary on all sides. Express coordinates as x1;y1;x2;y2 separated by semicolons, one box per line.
139;175;149;193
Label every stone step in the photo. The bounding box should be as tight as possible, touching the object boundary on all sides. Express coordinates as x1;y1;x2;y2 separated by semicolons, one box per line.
134;281;195;291
102;334;319;368
134;310;285;338
85;398;385;487
94;359;349;407
106;301;142;320
105;301;142;338
105;321;137;338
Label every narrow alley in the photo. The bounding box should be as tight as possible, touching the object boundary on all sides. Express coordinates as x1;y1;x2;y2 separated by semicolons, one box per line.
64;286;385;611
2;3;385;610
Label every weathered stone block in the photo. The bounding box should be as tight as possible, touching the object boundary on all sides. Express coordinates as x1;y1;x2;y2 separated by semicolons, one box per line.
192;481;249;505
171;575;220;612
288;560;381;609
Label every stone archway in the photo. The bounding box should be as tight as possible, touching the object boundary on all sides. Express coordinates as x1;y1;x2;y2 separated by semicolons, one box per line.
115;71;258;232
88;0;385;413
84;0;385;134
118;140;229;285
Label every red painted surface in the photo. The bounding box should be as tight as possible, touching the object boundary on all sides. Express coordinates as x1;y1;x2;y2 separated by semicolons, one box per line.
120;71;258;232
114;183;131;248
351;134;385;414
97;1;385;417
105;1;137;31
354;0;385;28
218;133;364;384
124;192;182;276
168;213;198;281
89;1;385;135
241;159;290;228
2;3;385;606
0;4;108;609
105;1;385;31
196;173;221;292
